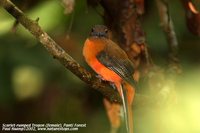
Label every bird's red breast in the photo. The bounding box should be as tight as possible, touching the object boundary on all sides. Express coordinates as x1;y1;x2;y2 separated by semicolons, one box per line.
83;38;122;84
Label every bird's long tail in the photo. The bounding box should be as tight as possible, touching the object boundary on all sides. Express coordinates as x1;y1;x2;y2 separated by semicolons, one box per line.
120;82;135;133
103;82;135;133
119;84;129;133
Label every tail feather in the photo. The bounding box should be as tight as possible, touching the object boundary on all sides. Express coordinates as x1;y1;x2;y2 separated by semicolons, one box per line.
121;82;135;133
115;82;135;133
119;85;129;133
120;84;135;133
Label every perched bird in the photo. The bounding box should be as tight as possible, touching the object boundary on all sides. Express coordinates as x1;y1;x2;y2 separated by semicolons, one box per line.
83;25;136;133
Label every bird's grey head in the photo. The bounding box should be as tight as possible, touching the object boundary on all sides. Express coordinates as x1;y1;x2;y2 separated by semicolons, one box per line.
89;25;109;38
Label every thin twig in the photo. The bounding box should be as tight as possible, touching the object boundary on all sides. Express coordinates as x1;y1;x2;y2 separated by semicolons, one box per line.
0;0;122;104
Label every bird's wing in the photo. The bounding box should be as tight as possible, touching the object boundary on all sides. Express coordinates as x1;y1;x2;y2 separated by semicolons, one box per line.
96;39;135;85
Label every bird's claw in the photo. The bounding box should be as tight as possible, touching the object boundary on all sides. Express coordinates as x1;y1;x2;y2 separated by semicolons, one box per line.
95;75;117;91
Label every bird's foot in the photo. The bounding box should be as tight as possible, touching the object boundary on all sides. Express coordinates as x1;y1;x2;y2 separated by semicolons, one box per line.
95;75;117;91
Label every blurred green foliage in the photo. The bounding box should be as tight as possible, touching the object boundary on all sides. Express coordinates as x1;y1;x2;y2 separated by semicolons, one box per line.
0;0;200;133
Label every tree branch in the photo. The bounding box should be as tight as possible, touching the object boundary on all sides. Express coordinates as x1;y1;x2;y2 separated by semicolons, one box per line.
0;0;122;104
156;0;181;74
